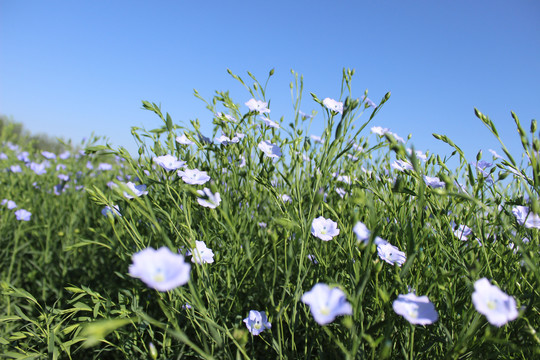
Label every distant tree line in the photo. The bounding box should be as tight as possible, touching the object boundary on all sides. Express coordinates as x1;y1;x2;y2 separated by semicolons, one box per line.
0;115;75;153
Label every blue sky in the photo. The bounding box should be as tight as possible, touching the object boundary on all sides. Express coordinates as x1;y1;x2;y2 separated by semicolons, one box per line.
1;0;539;165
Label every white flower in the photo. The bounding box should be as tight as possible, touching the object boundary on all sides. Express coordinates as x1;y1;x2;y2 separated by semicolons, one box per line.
310;135;324;144
301;283;352;325
407;149;427;162
178;168;210;185
128;247;191;292
472;278;518;327
245;98;270;114
260;116;280;129
353;221;370;244
243;310;271;336
423;176;445;188
123;182;148;199
392;293;438;325
258;140;282;160
215;134;232;145
371;126;390;136
335;188;347;198
453;224;472;241
377;242;406;266
311;216;340;241
176;134;194;145
153;154;186;171
512;205;540;229
196;188;221;209
280;194;292;203
322;98;343;114
489;149;502;159
189;240;214;264
216;112;237;122
392;160;413;172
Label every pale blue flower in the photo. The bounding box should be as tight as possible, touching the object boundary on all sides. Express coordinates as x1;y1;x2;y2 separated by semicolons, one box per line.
280;194;292;203
361;95;377;108
0;152;7;160
58;174;69;181
176;134;194;145
123;182;148;199
188;240;214;264
407;149;427;162
311;216;340;241
322;98;343;114
59;151;71;160
178;168;210;185
454;224;472;241
41;151;56;159
299;111;313;120
335;188;347;198
377;242;406;266
392;293;438;325
512;205;540;229
215;112;237;122
196;188;221;208
260;116;280;129
17;151;29;162
472;278;518;327
1;199;17;209
153;155;185;171
310;135;324;144
245;98;270;114
243;310;271;335
489;149;502;159
102;205;121;217
128;247;191;292
10;165;22;173
215;134;232;145
353;221;370;244
301;283;352;325
86;161;93;170
392;160;413;172
371;126;390;136
258;140;282;160
15;209;31;221
29;162;47;175
98;163;113;171
423;176;445;188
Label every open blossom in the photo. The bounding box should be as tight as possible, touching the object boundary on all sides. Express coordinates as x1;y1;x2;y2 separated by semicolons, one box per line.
15;209;32;221
41;151;56;159
392;160;413;172
489;149;502;159
153;154;185;171
176;134;194;145
196;188;221;208
29;162;47;175
310;134;324;144
178;168;210;185
311;216;340;241
392;293;438;325
243;310;271;335
98;163;113;171
260;116;280;129
512;205;540;229
245;98;270;114
1;199;17;209
216;112;237;122
10;165;22;173
59;151;71;160
188;240;214;264
472;278;518;327
407;149;428;162
453;224;472;241
258;140;282;160
371;126;390;136
423;175;445;188
301;283;353;325
322;98;343;114
280;194;292;203
128;247;191;292
123;182;148;199
377;242;406;266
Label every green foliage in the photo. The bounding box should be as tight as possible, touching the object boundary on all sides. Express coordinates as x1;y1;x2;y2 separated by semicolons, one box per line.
1;70;538;359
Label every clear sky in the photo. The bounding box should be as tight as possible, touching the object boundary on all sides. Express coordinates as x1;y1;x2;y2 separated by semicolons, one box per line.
1;0;539;165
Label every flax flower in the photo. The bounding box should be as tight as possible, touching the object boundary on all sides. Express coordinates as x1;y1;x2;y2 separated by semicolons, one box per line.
472;278;518;327
301;283;352;325
243;310;271;335
392;293;438;325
